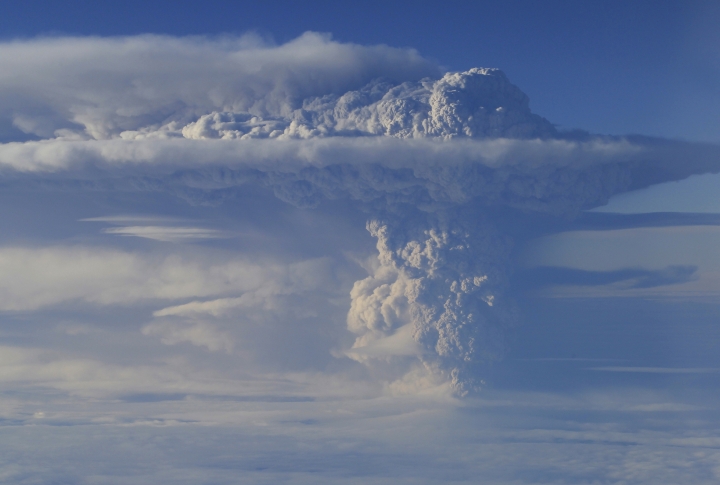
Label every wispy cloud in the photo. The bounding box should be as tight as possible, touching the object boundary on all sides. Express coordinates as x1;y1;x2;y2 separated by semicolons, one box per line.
102;225;229;242
82;215;231;242
80;215;188;224
141;320;234;353
588;367;720;374
515;265;699;291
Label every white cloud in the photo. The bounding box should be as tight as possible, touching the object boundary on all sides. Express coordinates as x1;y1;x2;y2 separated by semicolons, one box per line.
153;296;265;318
0;134;642;171
0;33;437;140
0;373;718;484
142;320;234;353
0;344;320;398
82;215;230;242
102;225;229;242
0;246;336;311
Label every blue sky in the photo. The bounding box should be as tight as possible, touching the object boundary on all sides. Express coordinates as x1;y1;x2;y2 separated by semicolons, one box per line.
1;2;720;484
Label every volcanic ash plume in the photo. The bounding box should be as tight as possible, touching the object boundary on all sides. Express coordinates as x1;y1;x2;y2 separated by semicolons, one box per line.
346;211;515;394
2;34;719;393
181;67;556;141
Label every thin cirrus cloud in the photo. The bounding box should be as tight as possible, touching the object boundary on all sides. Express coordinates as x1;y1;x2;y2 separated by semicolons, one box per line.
82;215;231;242
102;225;229;242
588;367;720;374
80;215;188;224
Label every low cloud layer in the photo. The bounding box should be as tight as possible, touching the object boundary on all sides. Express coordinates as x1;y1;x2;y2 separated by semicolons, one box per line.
0;246;335;311
1;33;719;393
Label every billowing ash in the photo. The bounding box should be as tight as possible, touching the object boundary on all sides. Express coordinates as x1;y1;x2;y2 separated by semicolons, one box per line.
167;68;618;394
164;68;556;141
347;212;514;394
167;70;624;393
134;69;571;392
2;35;717;394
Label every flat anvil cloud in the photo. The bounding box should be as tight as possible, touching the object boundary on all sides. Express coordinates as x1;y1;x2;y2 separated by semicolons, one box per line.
1;33;719;393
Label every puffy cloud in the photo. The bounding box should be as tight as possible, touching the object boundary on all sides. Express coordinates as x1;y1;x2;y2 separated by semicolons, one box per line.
179;68;556;141
0;32;437;141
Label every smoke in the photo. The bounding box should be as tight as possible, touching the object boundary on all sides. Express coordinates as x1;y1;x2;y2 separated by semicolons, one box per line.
346;211;514;394
1;33;719;393
0;32;437;141
179;67;556;141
